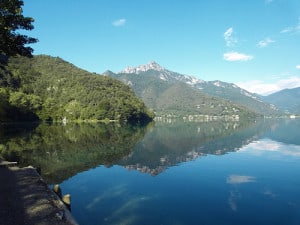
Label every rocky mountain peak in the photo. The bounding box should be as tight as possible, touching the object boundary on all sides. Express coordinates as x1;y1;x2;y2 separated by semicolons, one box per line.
120;61;165;74
102;70;115;76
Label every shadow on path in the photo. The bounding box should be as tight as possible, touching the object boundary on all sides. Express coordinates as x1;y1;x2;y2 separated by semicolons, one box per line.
0;165;26;225
0;159;78;225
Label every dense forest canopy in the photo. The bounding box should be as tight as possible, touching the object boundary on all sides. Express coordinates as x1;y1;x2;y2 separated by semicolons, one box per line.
0;55;154;123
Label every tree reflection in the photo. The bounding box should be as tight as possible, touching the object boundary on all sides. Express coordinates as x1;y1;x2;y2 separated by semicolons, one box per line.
1;119;297;181
0;122;151;183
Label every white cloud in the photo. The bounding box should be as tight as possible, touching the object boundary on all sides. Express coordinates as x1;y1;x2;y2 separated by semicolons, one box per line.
296;65;300;69
112;18;126;27
280;27;293;33
223;51;253;61
258;38;275;48
224;27;237;47
236;76;300;95
280;19;300;34
237;80;277;95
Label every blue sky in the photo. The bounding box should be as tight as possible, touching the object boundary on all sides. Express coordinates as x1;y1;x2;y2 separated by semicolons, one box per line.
22;0;300;95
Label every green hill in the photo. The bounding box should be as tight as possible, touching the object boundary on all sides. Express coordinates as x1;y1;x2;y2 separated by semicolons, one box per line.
107;61;280;117
108;70;257;118
0;55;154;123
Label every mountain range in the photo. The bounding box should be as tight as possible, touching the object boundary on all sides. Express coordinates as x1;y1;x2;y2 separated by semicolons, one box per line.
104;61;284;117
2;56;297;123
262;87;300;114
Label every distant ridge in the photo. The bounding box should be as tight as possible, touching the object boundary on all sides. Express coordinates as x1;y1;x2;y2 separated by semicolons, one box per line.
262;87;300;114
105;61;280;117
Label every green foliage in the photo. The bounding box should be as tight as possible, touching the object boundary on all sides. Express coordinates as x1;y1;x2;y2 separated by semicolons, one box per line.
112;70;172;110
9;91;42;112
0;55;154;123
0;0;37;62
0;87;9;120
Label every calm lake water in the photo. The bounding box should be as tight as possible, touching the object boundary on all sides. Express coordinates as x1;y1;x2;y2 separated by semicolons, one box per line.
1;118;300;225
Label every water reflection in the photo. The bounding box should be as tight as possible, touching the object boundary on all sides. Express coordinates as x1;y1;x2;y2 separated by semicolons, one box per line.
67;119;300;225
242;139;300;157
227;174;257;211
226;175;256;184
0;122;150;183
0;119;299;181
116;119;271;175
1;119;300;225
264;118;300;145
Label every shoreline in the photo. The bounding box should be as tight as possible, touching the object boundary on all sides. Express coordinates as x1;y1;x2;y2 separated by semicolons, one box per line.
0;158;78;225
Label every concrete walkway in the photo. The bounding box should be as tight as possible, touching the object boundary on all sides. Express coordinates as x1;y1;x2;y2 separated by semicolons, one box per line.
0;159;78;225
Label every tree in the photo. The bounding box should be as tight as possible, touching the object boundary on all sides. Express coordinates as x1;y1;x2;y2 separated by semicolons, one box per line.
9;91;42;112
0;0;37;63
0;87;9;120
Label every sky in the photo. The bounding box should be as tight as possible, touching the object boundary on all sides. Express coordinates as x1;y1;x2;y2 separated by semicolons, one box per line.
22;0;300;95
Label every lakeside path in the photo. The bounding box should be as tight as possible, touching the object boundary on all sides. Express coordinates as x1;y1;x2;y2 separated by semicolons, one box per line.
0;159;78;225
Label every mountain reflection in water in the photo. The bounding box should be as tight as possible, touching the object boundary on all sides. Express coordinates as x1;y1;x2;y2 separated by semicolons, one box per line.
1;119;300;225
0;118;291;182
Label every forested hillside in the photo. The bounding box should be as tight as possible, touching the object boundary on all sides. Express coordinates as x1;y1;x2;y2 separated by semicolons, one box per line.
0;55;154;123
108;69;258;118
108;62;280;117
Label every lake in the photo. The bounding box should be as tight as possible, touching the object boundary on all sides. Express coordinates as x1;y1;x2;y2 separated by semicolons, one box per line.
1;118;300;225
